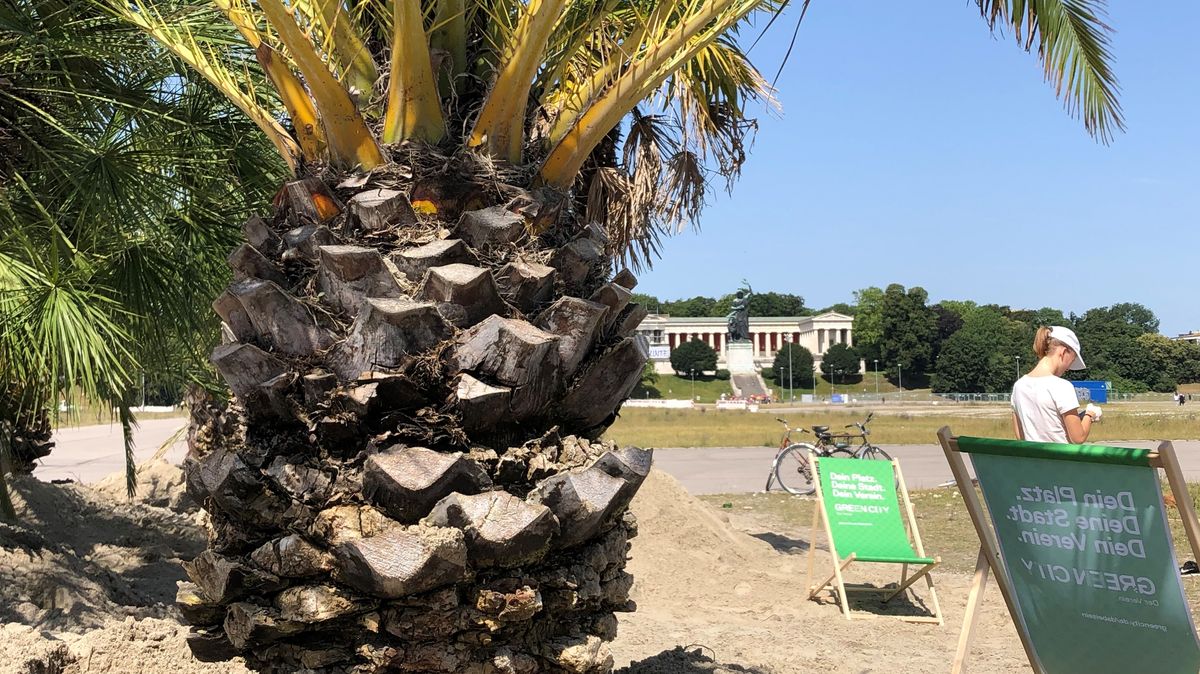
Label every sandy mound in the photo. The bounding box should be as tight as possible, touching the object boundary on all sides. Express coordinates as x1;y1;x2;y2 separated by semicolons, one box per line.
612;469;1029;673
91;460;191;512
0;465;1029;674
0;473;249;674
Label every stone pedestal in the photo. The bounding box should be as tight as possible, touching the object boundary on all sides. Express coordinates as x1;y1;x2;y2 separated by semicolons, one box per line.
725;341;756;374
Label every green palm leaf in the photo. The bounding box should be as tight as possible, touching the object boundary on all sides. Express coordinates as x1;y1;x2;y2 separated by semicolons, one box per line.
979;0;1123;142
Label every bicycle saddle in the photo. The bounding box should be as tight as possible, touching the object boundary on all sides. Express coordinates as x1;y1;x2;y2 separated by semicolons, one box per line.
812;425;830;433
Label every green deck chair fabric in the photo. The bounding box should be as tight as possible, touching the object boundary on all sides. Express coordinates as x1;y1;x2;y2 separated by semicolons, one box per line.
817;456;933;564
809;454;943;623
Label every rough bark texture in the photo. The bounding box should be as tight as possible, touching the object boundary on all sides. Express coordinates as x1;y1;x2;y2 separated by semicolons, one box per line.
185;166;649;674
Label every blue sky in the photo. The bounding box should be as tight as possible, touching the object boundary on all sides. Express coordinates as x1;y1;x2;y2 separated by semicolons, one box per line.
636;2;1198;337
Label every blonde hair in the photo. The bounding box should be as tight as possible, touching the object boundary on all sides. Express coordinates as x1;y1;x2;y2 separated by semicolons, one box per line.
1033;327;1072;359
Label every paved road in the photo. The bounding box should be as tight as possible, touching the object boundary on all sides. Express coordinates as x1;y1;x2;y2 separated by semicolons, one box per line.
37;417;189;483
653;440;1200;495
34;419;1200;497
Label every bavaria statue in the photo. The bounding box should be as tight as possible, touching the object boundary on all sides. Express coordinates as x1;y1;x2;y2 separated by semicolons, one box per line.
726;281;753;342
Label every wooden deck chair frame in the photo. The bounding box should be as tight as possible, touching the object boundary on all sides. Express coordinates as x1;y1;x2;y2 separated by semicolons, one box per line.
805;452;944;624
937;427;1200;674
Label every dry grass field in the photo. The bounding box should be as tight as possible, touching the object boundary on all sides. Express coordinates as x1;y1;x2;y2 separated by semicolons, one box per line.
607;401;1200;448
700;482;1200;605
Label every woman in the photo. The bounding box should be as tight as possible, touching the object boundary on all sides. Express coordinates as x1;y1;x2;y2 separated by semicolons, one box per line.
1011;326;1100;443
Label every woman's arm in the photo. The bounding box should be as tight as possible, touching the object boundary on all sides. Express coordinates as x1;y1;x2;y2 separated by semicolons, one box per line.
1012;412;1025;440
1062;410;1096;444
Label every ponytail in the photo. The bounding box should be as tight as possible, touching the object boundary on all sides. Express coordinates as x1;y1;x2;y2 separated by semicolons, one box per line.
1033;326;1052;358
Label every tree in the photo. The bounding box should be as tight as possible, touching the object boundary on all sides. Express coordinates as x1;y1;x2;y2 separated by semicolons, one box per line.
671;338;718;376
1009;306;1068;329
820;343;861;383
0;0;281;507
772;343;815;389
630;293;661;312
852;286;885;363
931;303;966;365
932;309;1029;393
1072;303;1161;388
101;0;1123;669
818;302;856;316
1136;333;1187;392
879;284;938;387
718;291;808;317
661;295;719;317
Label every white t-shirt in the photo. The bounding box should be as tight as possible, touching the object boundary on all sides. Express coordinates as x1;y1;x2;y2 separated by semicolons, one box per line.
1011;375;1081;443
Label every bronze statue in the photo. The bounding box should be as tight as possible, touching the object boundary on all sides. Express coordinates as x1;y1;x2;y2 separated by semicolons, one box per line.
726;281;753;342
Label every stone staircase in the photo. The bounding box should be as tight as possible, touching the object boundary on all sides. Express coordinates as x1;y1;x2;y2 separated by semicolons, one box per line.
732;373;768;398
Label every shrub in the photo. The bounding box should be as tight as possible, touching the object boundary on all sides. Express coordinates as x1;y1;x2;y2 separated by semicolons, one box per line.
670;338;718;376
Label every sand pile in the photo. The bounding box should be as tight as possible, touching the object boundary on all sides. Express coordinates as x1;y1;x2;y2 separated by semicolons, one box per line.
610;469;1029;673
91;460;191;512
0;472;249;674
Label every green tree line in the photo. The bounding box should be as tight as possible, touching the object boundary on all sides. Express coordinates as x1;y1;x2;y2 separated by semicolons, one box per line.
850;285;1196;394
640;283;1194;394
632;291;855;317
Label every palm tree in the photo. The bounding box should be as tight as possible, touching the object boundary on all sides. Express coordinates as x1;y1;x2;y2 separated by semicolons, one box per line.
99;0;1121;671
0;0;285;516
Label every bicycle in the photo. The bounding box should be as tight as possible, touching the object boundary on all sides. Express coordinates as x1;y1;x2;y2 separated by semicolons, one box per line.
764;418;854;495
815;412;892;462
765;414;892;495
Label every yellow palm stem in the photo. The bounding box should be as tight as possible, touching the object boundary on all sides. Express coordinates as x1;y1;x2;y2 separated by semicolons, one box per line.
468;0;569;163
310;0;378;96
214;0;264;48
381;0;445;143
257;0;385;169
431;0;467;95
256;44;325;159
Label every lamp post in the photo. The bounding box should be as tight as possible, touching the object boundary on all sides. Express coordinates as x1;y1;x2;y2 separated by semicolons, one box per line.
897;362;903;397
690;368;696;402
1015;355;1021;382
873;359;879;396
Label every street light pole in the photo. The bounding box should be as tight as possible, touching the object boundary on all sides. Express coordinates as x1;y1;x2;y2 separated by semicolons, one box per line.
1015;355;1021;382
897;363;903;398
873;359;879;396
690;368;696;402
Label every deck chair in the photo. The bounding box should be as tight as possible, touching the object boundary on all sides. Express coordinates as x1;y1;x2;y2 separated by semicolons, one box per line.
805;453;943;624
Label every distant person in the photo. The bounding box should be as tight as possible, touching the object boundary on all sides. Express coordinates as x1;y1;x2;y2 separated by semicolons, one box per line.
1011;326;1101;443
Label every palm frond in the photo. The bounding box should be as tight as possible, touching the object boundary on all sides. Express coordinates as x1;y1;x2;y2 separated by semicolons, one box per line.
117;397;137;498
978;0;1122;142
101;0;303;170
540;0;771;187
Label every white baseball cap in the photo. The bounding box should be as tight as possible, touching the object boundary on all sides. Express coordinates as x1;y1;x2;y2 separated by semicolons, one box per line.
1049;326;1086;370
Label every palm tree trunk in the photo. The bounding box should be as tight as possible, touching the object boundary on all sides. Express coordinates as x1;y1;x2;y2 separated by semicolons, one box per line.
181;157;651;673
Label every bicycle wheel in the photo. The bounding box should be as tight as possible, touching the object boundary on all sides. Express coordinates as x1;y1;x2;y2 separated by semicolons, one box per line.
859;445;892;461
774;444;818;495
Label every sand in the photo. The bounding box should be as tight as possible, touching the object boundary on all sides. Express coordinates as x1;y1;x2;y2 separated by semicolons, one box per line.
0;465;1029;674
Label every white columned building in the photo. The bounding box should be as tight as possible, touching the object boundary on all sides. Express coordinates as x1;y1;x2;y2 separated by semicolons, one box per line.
635;312;857;373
